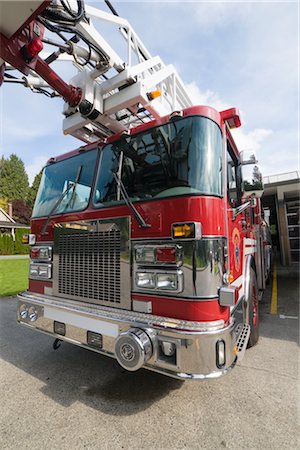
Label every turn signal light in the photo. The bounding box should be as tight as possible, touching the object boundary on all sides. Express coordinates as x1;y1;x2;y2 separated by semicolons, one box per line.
172;222;202;239
173;223;194;238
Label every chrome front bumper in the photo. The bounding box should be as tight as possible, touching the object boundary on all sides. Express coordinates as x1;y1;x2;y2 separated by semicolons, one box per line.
17;291;238;380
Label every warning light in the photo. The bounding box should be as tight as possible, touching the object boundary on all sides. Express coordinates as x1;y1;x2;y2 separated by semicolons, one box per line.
147;90;161;101
21;38;43;63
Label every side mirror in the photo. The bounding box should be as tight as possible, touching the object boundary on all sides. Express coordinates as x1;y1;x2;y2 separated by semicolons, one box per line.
240;150;264;198
242;164;264;198
240;150;258;165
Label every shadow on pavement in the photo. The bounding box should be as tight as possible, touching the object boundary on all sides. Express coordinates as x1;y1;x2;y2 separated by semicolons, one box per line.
0;297;183;415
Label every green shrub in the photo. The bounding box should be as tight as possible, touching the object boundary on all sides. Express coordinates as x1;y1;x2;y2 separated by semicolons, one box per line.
0;227;30;255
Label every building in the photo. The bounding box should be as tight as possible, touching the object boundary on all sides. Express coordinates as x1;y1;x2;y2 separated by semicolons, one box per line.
0;204;29;240
262;171;300;266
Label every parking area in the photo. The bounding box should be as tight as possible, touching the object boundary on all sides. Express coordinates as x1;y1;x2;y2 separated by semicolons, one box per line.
0;265;299;450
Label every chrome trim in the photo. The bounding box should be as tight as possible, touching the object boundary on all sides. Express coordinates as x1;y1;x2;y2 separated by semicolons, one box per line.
223;122;231;282
115;328;153;371
232;201;251;220
52;217;131;310
202;235;227;240
131;292;219;301
17;291;238;380
148;357;238;380
243;255;253;324
231;294;245;316
18;291;225;332
255;225;265;290
132;235;227;241
132;238;226;298
219;286;236;306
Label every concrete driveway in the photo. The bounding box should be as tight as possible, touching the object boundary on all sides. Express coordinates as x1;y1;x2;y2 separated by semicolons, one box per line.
0;267;298;450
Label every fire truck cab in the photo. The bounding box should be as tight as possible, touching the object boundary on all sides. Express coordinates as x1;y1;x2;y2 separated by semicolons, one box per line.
18;105;265;380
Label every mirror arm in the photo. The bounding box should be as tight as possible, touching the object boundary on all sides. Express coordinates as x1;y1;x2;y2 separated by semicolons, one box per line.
232;200;251;220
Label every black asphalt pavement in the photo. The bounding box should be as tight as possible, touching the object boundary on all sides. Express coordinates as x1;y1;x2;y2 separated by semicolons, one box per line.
0;265;299;450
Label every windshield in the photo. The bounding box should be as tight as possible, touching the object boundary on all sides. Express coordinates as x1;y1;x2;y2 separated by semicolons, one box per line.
32;149;98;218
93;116;222;207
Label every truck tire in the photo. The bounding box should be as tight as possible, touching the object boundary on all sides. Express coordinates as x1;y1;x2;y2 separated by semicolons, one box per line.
247;267;259;348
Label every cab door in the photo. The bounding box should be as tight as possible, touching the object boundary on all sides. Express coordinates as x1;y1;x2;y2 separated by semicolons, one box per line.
226;140;245;287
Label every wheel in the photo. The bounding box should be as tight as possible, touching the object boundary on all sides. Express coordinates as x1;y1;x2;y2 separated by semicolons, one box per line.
247;267;259;348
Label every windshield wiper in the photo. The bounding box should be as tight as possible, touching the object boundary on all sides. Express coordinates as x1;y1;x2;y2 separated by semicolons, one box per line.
41;165;83;235
113;172;150;228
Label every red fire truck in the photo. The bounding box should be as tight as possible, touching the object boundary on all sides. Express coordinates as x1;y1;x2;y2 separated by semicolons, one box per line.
0;1;267;379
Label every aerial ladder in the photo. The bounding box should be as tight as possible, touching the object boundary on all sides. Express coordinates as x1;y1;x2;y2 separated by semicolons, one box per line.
0;0;193;143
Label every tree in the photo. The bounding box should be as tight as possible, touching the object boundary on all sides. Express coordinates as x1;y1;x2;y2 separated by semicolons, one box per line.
12;199;31;224
27;170;42;208
0;154;29;201
0;197;8;213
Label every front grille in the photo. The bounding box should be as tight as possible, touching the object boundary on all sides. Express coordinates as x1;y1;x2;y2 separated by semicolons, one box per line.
58;228;121;305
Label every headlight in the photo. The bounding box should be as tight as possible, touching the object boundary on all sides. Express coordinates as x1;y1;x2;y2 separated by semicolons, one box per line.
136;272;156;289
135;247;156;263
30;246;52;261
29;264;39;277
135;271;182;292
156;273;177;290
30;263;52;279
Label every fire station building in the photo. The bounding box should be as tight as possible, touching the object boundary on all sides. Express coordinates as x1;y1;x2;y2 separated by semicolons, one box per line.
262;171;300;266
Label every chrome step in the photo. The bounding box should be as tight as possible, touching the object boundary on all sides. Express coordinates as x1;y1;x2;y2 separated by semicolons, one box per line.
235;323;251;362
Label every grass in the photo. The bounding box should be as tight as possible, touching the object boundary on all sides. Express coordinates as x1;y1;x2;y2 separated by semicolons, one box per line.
0;259;29;297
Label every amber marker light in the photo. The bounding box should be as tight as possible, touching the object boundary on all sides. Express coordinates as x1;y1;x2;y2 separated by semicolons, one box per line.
22;234;36;245
173;223;194;238
228;273;235;283
147;90;161;101
22;235;29;244
172;222;202;239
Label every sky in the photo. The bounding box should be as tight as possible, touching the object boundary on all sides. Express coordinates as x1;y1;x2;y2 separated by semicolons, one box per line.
0;0;299;185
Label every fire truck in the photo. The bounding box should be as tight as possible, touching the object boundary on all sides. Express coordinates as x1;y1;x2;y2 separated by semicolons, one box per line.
0;1;268;379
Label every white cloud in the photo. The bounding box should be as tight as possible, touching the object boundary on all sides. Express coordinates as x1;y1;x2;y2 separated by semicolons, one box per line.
186;82;230;111
231;128;273;153
26;155;48;185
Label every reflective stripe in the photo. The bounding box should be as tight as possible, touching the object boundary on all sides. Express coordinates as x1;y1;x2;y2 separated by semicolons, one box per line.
244;238;257;245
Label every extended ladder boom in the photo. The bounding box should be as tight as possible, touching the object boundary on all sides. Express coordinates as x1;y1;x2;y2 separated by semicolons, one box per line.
0;1;193;143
